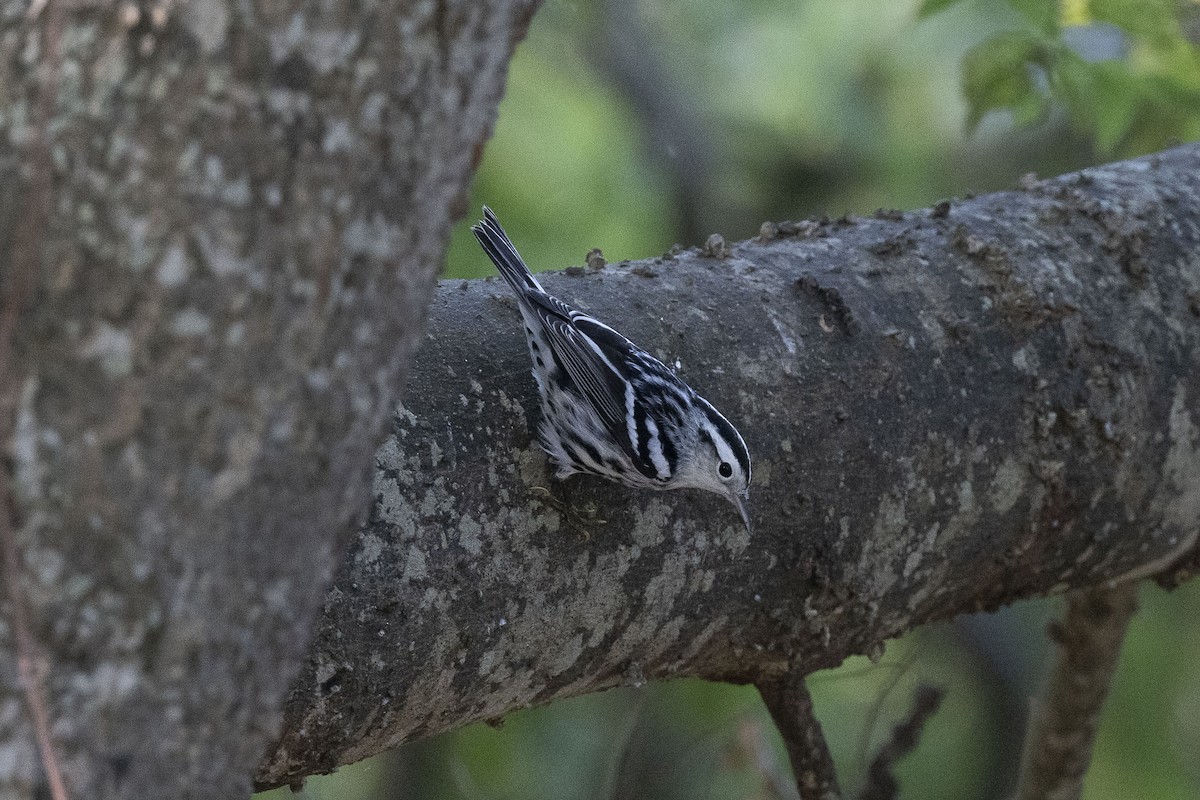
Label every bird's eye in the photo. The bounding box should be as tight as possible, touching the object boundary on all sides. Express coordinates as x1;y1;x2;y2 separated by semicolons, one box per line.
718;462;733;479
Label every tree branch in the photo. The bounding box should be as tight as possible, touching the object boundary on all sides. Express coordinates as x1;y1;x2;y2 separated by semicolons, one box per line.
0;1;70;797
857;685;944;800
259;144;1200;786
758;675;842;800
1013;583;1140;800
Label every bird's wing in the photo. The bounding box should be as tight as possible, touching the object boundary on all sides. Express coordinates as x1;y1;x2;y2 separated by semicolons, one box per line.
524;292;637;451
570;313;690;482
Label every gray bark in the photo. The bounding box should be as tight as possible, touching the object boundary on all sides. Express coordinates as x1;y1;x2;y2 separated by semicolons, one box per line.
259;144;1200;786
0;1;536;798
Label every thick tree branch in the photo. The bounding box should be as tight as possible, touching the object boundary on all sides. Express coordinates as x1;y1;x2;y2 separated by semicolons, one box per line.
259;144;1200;786
1013;583;1139;800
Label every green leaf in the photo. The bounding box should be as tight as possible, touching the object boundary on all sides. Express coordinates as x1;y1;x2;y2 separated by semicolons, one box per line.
1089;0;1178;44
1120;74;1200;154
961;32;1056;130
1049;50;1200;155
1052;56;1141;152
916;0;968;19
1008;0;1059;34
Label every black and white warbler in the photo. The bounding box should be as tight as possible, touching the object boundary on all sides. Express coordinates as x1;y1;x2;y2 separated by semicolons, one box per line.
472;207;753;530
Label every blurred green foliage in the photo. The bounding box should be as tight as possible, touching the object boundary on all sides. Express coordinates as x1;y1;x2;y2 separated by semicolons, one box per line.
927;0;1200;153
259;1;1200;798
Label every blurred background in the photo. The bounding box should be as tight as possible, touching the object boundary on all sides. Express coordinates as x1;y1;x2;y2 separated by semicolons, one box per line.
259;0;1200;797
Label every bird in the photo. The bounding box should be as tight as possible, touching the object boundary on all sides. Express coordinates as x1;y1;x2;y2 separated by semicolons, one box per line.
471;207;752;530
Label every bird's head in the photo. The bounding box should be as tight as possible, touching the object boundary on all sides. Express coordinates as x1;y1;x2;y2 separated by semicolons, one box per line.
669;398;752;531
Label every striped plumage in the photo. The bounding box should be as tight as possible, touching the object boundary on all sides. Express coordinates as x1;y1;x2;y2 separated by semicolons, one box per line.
472;207;753;530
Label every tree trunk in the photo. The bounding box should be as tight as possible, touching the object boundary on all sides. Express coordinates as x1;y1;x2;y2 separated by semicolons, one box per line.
258;144;1200;787
0;2;537;798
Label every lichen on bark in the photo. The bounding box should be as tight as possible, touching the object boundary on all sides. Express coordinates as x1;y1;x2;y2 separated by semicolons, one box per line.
260;145;1200;787
0;1;538;798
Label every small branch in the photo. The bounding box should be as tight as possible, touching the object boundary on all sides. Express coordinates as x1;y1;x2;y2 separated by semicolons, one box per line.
597;690;647;800
758;673;843;800
1013;582;1140;800
735;719;803;800
1;472;69;800
0;2;70;799
857;684;944;800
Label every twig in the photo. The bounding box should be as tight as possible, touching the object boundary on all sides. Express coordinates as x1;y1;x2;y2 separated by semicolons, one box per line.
854;645;918;774
736;719;803;800
857;684;944;800
0;2;70;799
1013;583;1139;800
598;689;648;800
2;472;69;800
758;673;843;800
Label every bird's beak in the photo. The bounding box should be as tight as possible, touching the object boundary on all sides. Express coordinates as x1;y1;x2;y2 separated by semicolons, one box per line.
729;490;752;533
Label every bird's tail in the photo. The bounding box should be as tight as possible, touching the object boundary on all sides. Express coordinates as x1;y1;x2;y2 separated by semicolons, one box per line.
471;207;543;294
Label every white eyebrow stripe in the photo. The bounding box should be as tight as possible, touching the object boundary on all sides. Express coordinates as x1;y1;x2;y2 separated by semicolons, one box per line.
705;421;738;471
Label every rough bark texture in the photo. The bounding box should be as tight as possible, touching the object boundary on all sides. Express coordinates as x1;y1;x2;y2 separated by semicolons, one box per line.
259;145;1200;786
0;1;536;798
